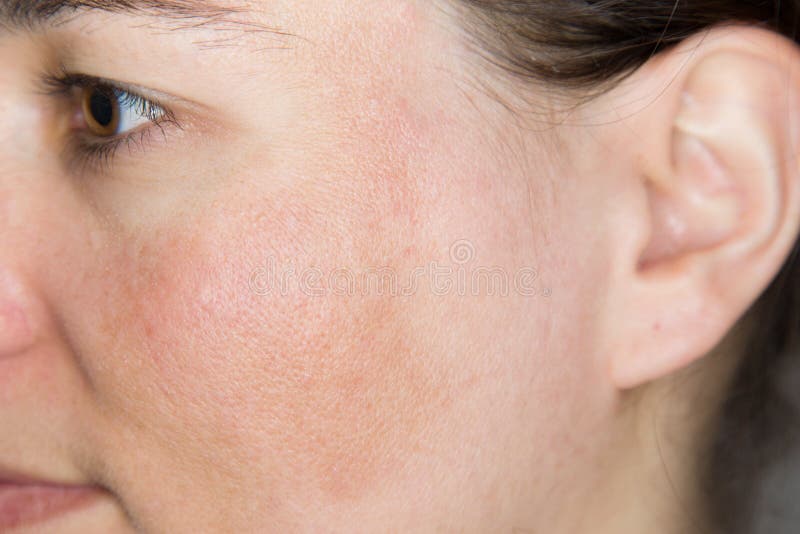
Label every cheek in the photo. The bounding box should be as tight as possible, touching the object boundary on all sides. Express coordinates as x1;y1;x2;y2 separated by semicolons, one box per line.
93;181;449;509
87;4;469;510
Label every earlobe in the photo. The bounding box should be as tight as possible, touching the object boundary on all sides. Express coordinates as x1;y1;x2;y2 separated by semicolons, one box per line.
607;28;800;390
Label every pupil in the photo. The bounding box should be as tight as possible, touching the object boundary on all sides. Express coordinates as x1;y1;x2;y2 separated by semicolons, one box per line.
89;89;115;128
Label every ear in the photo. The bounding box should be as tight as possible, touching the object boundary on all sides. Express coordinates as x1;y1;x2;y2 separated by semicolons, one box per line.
596;26;800;389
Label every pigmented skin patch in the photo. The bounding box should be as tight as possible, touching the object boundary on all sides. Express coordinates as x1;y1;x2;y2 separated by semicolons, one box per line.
85;11;452;524
91;182;450;522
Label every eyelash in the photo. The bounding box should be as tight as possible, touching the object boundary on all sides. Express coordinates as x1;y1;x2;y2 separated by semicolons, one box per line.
39;70;180;172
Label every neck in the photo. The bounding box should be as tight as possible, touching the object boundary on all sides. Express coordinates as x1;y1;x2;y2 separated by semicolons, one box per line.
565;340;742;534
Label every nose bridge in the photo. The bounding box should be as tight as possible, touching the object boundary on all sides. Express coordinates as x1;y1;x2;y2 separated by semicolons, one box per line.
0;35;39;160
0;45;50;360
0;38;44;218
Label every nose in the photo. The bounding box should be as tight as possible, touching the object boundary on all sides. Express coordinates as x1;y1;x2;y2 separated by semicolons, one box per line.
0;267;37;359
0;47;52;361
0;162;46;363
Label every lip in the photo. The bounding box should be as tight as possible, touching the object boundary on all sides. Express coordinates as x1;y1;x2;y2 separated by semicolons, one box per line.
0;472;104;531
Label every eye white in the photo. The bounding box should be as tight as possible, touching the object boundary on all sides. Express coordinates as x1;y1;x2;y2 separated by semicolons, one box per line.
115;91;162;134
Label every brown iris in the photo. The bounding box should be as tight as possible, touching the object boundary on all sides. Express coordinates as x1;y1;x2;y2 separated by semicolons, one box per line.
81;85;120;137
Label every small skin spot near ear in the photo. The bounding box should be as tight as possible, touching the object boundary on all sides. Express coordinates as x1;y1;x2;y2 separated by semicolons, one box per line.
653;322;661;332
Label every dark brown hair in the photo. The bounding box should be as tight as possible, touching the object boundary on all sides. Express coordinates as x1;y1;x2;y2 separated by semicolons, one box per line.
454;1;800;532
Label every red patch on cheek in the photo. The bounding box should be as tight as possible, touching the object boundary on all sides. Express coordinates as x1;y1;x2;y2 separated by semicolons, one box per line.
272;296;439;502
98;212;445;509
88;1;453;508
98;234;203;398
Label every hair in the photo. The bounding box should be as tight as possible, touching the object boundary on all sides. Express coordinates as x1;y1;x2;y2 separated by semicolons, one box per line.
452;1;800;533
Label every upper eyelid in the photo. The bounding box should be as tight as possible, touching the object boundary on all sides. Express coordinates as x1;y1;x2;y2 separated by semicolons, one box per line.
34;63;208;117
33;56;236;133
40;71;176;110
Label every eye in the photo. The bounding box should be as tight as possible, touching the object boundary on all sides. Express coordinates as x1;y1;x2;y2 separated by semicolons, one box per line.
80;84;163;137
38;71;180;172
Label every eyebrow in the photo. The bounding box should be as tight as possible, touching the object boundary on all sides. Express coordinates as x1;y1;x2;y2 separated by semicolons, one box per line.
0;0;247;32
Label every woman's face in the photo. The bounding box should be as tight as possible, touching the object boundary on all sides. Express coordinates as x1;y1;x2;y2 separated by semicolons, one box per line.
0;0;618;531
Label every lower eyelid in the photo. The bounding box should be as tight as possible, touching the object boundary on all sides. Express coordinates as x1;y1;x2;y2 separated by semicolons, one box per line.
62;117;178;175
64;128;158;174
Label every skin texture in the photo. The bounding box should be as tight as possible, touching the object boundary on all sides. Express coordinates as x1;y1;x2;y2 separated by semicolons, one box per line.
1;1;800;532
0;2;615;531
